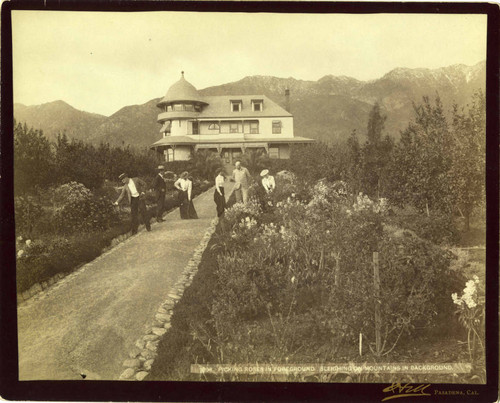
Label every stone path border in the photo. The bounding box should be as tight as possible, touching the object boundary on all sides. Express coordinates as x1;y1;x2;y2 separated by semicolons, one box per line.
119;184;235;381
119;216;219;380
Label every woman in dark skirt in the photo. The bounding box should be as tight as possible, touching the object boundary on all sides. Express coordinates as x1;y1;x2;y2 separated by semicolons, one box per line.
185;175;198;219
214;169;226;217
174;171;189;219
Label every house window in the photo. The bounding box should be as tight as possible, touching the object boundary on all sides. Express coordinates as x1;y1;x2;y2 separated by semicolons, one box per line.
252;100;263;112
208;123;220;130
230;100;242;112
166;148;174;162
272;120;282;134
167;105;173;112
192;121;199;135
269;147;280;159
173;104;184;111
194;104;201;112
250;121;259;134
185;104;194;112
230;122;239;133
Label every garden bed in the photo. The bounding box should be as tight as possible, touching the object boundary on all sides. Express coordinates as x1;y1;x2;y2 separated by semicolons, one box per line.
148;178;485;383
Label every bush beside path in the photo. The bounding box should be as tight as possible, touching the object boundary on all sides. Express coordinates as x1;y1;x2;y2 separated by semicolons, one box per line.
17;185;226;380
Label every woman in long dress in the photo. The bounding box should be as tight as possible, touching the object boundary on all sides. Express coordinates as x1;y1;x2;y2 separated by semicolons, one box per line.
174;171;189;219
214;169;226;217
185;175;198;219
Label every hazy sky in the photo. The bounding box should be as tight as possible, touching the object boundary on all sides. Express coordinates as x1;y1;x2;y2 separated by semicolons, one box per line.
12;11;487;116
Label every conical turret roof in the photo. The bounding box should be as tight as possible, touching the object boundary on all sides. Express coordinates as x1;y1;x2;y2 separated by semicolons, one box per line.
157;72;207;107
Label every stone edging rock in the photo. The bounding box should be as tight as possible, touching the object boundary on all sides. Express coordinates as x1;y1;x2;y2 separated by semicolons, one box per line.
118;216;219;381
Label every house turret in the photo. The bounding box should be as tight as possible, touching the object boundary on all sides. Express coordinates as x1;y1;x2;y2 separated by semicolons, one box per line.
156;72;208;135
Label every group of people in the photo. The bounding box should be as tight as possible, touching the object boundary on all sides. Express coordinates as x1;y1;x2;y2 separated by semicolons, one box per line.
113;166;198;235
213;160;276;217
114;160;276;234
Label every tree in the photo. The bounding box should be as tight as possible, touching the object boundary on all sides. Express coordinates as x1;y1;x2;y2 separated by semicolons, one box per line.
241;148;271;176
14;120;55;195
360;103;394;198
54;135;105;189
387;95;453;215
448;91;486;230
346;129;362;195
190;150;224;180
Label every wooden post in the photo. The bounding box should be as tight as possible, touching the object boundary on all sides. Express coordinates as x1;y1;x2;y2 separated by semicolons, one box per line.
373;251;381;356
359;333;363;356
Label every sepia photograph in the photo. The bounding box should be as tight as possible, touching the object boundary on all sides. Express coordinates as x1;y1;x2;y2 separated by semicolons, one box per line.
2;2;498;401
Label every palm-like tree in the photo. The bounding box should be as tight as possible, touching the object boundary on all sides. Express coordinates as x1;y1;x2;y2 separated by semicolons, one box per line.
241;148;270;175
190;150;224;180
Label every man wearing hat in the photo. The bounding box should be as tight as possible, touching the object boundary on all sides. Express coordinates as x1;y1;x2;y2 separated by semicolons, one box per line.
152;165;167;222
260;169;275;194
114;173;151;234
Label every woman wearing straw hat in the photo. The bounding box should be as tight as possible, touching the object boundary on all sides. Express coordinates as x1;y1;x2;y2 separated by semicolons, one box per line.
260;169;275;194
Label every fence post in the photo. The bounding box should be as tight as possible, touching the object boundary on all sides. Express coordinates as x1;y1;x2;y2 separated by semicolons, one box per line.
373;251;381;356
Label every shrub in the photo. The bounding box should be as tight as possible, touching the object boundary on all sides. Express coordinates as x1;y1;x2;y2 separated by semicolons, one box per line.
210;183;462;363
14;196;44;237
52;182;92;207
388;210;460;245
53;185;119;235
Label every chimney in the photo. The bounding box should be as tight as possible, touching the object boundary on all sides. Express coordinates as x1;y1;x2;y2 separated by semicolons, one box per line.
284;88;290;112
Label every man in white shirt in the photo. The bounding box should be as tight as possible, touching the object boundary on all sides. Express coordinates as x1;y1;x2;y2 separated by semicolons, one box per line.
114;173;151;234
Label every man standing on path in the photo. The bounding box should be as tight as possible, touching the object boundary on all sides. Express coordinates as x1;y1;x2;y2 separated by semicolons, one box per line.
114;173;151;235
152;165;167;222
231;160;252;204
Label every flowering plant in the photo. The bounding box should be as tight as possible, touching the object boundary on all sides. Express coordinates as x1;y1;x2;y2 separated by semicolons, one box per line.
223;199;261;228
452;276;485;361
351;192;388;214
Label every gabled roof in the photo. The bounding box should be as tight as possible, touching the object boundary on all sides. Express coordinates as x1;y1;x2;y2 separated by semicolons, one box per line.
198;95;291;119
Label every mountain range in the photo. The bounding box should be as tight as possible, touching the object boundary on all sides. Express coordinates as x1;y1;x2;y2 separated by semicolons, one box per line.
14;61;485;147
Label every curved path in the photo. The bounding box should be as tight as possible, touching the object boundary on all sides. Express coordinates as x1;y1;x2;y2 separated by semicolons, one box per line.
17;185;229;380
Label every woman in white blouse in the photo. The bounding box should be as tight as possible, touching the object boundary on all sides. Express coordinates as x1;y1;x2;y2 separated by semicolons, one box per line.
213;169;226;217
185;175;198;219
174;171;189;219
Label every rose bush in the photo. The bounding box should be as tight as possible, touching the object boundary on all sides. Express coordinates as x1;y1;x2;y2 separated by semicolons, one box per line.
209;180;464;364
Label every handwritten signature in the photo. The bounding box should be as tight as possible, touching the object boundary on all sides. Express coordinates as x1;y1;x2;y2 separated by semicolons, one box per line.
382;383;431;401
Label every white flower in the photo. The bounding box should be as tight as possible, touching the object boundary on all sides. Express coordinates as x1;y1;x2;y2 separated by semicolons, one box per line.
25;239;32;246
245;216;250;222
291;276;296;284
17;250;24;258
291;193;296;198
473;275;480;283
17;236;23;241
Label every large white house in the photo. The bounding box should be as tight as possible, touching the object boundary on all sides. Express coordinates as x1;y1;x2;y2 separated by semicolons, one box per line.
150;72;314;165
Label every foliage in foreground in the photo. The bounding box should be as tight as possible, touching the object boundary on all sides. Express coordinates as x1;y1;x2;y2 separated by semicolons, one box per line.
150;177;479;382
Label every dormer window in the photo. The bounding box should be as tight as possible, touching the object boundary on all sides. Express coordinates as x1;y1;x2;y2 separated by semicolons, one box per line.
252;99;263;112
230;100;242;112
